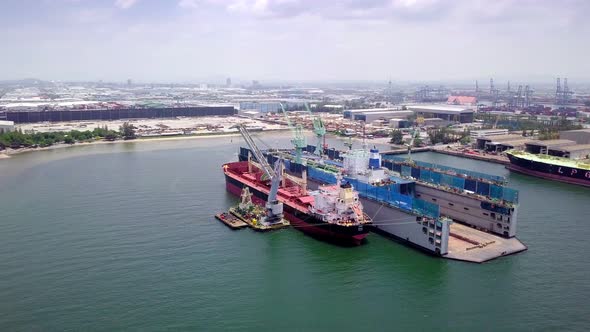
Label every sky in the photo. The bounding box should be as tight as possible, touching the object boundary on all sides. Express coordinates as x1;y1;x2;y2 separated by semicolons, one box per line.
1;0;589;84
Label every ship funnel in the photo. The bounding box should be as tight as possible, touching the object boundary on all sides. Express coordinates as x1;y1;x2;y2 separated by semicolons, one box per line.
369;148;381;169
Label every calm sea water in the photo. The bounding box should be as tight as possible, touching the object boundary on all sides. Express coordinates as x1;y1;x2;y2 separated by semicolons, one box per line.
0;134;589;331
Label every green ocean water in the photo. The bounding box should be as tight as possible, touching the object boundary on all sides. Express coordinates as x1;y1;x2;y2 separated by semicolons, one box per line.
0;134;589;331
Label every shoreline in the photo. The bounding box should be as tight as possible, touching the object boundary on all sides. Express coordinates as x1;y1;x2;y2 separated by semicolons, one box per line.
0;132;247;159
1;131;511;167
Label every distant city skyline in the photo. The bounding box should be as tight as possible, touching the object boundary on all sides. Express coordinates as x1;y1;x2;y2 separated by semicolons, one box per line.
1;0;589;83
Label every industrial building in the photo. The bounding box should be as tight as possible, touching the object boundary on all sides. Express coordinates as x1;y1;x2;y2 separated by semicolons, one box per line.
560;128;590;144
238;100;307;114
388;118;411;129
522;139;590;160
352;110;414;122
0;120;15;133
239;101;282;114
470;129;509;139
422;118;452;127
407;104;474;123
475;134;532;152
343;108;402;119
525;139;577;154
550;144;590;159
447;95;478;106
0;107;236;124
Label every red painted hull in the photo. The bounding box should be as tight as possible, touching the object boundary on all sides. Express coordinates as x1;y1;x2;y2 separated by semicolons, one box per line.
224;171;368;246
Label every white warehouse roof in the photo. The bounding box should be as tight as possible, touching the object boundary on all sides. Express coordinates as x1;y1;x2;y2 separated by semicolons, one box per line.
407;104;473;114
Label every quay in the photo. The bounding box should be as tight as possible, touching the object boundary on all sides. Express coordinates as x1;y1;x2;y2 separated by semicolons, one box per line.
380;147;429;155
431;147;510;165
381;146;510;165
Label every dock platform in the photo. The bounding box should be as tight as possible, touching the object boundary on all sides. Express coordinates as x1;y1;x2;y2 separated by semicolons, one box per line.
229;207;290;231
430;147;510;165
445;223;527;263
215;212;248;229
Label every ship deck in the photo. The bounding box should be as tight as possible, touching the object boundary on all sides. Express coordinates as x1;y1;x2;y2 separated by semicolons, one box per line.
445;223;527;263
224;161;312;213
229;208;290;231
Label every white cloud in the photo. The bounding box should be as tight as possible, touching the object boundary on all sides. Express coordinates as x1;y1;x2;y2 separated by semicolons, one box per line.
115;0;139;9
178;0;199;9
2;0;589;82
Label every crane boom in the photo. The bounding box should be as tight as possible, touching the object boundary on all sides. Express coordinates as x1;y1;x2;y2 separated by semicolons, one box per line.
267;159;283;203
235;124;274;179
407;127;419;162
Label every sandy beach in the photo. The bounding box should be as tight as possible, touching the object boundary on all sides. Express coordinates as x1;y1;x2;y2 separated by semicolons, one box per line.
0;132;248;159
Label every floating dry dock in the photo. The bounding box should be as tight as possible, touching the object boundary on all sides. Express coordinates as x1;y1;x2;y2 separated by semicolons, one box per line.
241;145;527;263
215;212;248;229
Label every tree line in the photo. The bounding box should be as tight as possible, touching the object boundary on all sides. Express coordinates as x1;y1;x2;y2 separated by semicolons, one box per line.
0;122;137;150
390;127;471;146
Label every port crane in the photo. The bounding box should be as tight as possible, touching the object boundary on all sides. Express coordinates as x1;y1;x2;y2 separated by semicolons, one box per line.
280;103;306;164
264;158;284;224
406;127;419;163
235;124;275;178
304;103;326;156
234;124;284;225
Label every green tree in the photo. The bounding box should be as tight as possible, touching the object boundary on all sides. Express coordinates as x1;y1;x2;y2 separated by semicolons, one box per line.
460;136;471;145
413;137;423;147
105;131;118;141
389;129;404;144
120;122;137;140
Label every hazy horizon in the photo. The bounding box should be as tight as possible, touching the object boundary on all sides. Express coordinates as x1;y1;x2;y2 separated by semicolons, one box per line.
1;0;589;83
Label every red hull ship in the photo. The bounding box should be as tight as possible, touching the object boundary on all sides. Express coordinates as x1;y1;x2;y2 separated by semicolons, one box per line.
223;161;370;245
